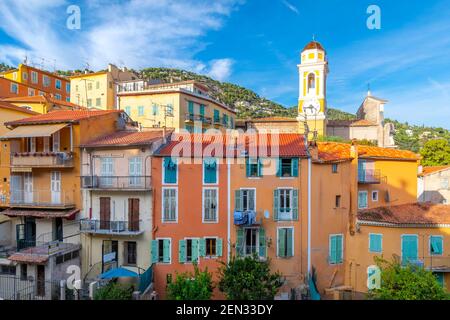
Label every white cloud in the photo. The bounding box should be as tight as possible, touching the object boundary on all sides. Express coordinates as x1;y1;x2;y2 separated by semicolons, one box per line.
0;0;241;80
206;59;233;81
281;0;299;15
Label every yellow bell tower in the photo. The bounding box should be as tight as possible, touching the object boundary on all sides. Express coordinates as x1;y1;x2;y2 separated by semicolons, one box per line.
297;40;328;138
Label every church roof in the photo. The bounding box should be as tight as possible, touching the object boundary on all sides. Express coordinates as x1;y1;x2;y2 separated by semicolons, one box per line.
302;41;325;52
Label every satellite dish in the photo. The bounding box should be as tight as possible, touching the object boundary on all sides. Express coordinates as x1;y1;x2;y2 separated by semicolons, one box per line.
264;210;270;219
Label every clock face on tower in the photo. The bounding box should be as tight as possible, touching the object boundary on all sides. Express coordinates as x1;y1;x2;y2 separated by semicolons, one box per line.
303;98;321;115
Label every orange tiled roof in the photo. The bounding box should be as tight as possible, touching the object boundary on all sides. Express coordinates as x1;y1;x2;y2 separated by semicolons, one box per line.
358;203;450;225
2;208;79;219
317;142;353;162
358;145;419;161
82;130;166;147
420;166;450;176
5;110;121;126
157;133;308;158
3;95;83;109
0;101;39;115
303;40;325;52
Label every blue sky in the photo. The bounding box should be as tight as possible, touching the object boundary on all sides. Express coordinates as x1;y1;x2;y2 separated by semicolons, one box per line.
1;0;450;128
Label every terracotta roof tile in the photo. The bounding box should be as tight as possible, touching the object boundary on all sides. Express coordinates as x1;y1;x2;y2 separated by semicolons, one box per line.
82;130;167;147
358;145;419;160
303;41;325;52
5;110;121;126
317;142;353;162
157;133;308;158
0;101;39;115
358;203;450;225
420;166;450;176
2;208;79;219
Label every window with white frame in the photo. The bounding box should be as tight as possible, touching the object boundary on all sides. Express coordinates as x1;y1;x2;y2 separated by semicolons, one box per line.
358;191;368;209
235;189;255;211
10;83;18;94
31;71;38;84
203;188;218;222
55;79;61;90
277;227;294;258
129;157;142;186
100;157;114;186
372;190;379;202
162;188;177;222
151;239;171;263
43;75;50;87
28;88;34;96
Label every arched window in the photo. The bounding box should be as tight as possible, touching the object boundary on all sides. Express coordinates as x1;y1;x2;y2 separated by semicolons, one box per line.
307;73;315;92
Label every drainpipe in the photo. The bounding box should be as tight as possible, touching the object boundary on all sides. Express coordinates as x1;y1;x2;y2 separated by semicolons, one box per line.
307;156;312;276
227;158;231;263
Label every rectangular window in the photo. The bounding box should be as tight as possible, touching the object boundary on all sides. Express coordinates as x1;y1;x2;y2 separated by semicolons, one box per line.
125;106;131;115
152;104;158;116
96;81;100;89
273;189;299;221
277;158;298;177
235;189;256;211
203;188;218;222
12;72;17;80
179;238;200;263
138;106;144;116
87;83;93;90
188;101;194;115
223;114;228;126
128;157;142;186
203;158;217;184
245;228;258;256
100;157;114;186
401;234;418;265
369;234;382;253
277;227;294;258
214;109;220;123
0;265;16;275
430;236;443;256
162;188;177;222
20;264;27;280
329;234;343;264
22;72;28;81
152;239;171;263
163;157;177;184
10;83;18;94
372;191;379;202
87;99;92;107
335;195;341;208
358;191;368;209
43;75;50;87
55;94;61;100
66;83;70;93
124;241;137;265
55;79;61;90
31;71;38;84
28;88;34;96
96;98;101;106
246;158;261;177
205;238;217;257
332;163;338;173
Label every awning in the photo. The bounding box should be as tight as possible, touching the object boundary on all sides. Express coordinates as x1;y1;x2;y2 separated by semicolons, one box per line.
99;267;139;279
2;208;79;219
0;123;68;139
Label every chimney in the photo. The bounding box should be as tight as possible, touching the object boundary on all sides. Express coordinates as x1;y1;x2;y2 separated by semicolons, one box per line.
308;140;319;161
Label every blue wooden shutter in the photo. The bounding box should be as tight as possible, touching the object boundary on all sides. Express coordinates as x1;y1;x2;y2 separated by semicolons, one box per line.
214;109;220;122
199;104;205;117
276;158;281;177
235;190;242;211
236;229;244;256
273;189;279;220
402;235;418;264
278;228;286;257
204;158;217;184
259;228;266;258
163;239;171;263
257;158;263;176
188;101;194;115
199;238;206;257
336;235;343;263
151;240;158;263
179;240;186;263
329;236;337;264
430;236;443;255
292;189;299;220
164;157;177;184
292;158;299;177
216;238;223;257
245;158;251;177
248;189;255;211
286;228;293;257
192;239;199;263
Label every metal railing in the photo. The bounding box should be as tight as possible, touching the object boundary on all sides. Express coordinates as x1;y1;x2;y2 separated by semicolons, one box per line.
11;152;74;167
10;189;75;207
80;176;151;190
79;219;143;234
358;169;381;184
184;113;212;124
13;239;79;256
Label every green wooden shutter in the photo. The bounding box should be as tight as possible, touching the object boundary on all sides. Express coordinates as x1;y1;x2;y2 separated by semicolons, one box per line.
235;190;242;211
402;235;418;264
430;236;443;255
179;240;186;263
336;235;343;263
292;189;299;220
236;229;244;256
192;239;199;263
276;158;281;177
259;228;266;258
286;228;293;257
245;158;250;177
164;157;177;184
204;159;217;184
151;240;158;263
199;238;206;257
216;238;223;257
329;236;337;264
278;228;286;257
248;189;255;211
163;239;171;263
258;158;263;176
188;101;194;115
292;158;299;177
273;189;279;221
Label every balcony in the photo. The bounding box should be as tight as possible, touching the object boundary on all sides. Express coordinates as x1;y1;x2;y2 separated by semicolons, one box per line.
184;113;212;125
213;117;222;126
358;169;381;184
80;176;151;190
79;219;144;236
7;239;80;264
10;189;76;209
11;152;74;168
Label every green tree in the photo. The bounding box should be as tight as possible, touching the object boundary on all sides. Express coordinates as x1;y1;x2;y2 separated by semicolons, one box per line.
420;139;450;166
369;257;448;300
94;282;134;300
218;255;283;300
166;264;213;300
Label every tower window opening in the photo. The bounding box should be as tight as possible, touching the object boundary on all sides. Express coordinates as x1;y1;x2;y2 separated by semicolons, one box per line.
307;73;316;93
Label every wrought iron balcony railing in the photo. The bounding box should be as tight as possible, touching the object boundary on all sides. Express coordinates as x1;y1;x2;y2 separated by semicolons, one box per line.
80;176;151;190
79;219;143;235
9;189;75;208
11;152;74;167
184;113;212;124
358;169;381;184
